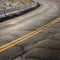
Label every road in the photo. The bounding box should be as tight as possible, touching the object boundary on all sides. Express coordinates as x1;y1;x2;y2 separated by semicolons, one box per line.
0;0;60;60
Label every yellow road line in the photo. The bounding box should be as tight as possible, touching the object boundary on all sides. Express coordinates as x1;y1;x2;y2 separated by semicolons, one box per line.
0;17;60;53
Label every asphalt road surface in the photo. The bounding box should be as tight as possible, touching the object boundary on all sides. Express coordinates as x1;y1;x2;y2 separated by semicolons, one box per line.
0;0;60;60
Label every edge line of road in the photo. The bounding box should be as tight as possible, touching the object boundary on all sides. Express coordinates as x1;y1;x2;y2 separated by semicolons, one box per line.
0;16;60;53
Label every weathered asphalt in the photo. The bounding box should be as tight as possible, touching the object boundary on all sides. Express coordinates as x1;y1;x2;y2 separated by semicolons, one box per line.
0;0;60;60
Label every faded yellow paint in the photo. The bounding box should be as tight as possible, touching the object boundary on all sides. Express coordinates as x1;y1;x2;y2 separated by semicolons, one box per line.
0;16;60;53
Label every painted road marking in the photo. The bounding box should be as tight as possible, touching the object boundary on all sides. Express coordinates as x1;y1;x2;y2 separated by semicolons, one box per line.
0;16;60;53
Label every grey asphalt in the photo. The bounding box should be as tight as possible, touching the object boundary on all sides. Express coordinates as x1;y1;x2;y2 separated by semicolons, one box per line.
0;0;60;60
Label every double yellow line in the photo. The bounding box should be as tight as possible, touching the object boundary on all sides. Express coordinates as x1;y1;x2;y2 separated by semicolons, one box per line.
0;17;60;53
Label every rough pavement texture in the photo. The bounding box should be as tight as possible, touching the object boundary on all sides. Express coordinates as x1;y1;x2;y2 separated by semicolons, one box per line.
14;22;60;60
0;0;60;60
